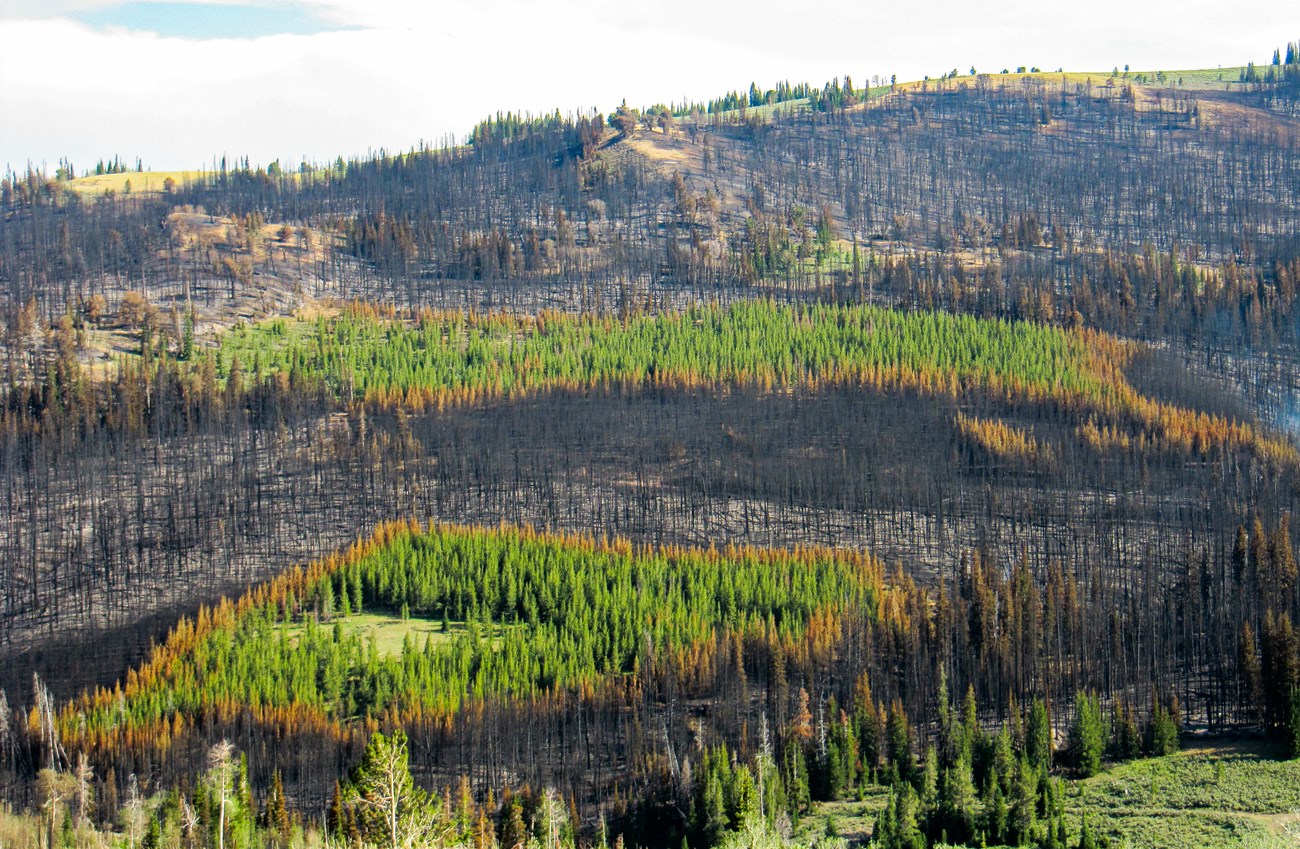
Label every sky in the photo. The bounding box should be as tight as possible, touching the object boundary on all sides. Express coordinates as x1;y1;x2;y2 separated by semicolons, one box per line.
1;0;1297;173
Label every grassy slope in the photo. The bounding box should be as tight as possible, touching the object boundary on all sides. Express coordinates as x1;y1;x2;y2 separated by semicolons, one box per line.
800;740;1300;848
55;63;1257;199
1065;741;1300;848
982;67;1249;90
63;170;204;197
63;168;311;196
716;66;1252;114
283;611;507;658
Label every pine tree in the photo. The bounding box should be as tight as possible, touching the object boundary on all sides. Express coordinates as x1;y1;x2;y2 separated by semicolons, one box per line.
1251;516;1269;598
886;701;913;784
919;746;938;811
342;730;440;849
1262;611;1300;732
1026;698;1053;774
1076;813;1098;849
259;771;290;848
1148;693;1180;757
691;762;728;846
782;744;811;816
498;792;528;849
1272;515;1297;608
1005;758;1038;846
1111;699;1140;760
938;752;976;844
1067;692;1106;777
873;783;923;849
1232;524;1249;586
1287;686;1300;758
1241;622;1263;723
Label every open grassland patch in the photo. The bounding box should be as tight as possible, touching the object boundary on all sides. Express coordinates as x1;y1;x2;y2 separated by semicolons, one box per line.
1065;741;1300;848
64;170;203;196
281;611;499;658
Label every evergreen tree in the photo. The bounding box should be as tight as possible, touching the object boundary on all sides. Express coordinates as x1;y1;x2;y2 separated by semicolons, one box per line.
1076;813;1098;849
937;752;976;845
1005;758;1038;845
1148;693;1180;757
1251;516;1269;597
782;744;811;817
1111;699;1140;761
691;760;728;847
1240;622;1263;724
259;771;291;848
1026;698;1053;774
1067;692;1106;777
886;701;913;785
1288;686;1300;759
341;730;440;849
1262;611;1300;732
1271;515;1297;607
873;782;924;849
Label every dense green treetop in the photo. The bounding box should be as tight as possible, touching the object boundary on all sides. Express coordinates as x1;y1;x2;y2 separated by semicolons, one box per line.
72;524;881;734
219;301;1113;404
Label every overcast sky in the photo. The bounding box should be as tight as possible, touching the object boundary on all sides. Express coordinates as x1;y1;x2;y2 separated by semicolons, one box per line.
1;0;1297;173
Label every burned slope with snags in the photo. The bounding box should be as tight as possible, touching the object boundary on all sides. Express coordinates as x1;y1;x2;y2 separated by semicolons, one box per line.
17;494;1300;844
55;522;884;812
732;77;1299;262
2;300;1296;744
4;77;1300;357
4;55;1300;847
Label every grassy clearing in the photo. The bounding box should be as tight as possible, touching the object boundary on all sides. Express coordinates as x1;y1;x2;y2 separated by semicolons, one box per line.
795;792;891;845
283;611;511;658
801;740;1300;848
64;170;204;197
737;98;813;119
1147;66;1251;90
1065;740;1300;848
896;66;1250;93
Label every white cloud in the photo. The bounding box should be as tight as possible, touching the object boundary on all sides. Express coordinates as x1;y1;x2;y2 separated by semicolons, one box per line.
0;0;277;20
1;0;1298;171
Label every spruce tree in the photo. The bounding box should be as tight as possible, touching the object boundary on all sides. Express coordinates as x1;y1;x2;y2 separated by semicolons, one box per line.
1068;692;1106;777
1111;700;1140;761
1148;693;1180;757
1005;758;1038;846
1076;813;1098;849
1026;698;1053;774
886;701;913;785
341;730;438;849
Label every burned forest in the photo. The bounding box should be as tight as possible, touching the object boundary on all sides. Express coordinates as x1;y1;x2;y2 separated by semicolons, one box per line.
3;52;1300;849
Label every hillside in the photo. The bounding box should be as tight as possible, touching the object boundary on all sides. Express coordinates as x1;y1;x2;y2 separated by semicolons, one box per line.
798;740;1300;847
2;51;1300;849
